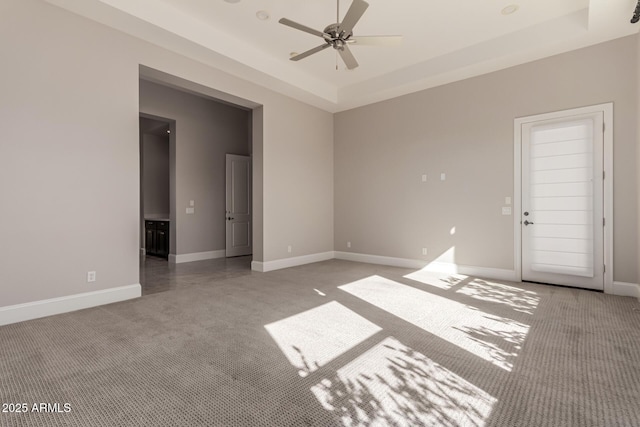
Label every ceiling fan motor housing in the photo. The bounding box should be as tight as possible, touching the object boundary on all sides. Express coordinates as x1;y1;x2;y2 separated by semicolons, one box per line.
323;23;353;50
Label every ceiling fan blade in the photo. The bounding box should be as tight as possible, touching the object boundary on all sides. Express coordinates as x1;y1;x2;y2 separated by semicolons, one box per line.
338;0;369;35
279;18;324;38
338;45;359;70
290;44;331;61
349;36;403;46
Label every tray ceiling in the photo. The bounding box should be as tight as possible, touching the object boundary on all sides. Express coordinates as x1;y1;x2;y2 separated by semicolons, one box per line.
45;0;638;112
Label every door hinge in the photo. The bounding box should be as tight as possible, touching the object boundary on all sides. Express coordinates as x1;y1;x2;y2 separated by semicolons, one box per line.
603;171;605;180
604;264;606;273
603;122;606;133
603;218;605;226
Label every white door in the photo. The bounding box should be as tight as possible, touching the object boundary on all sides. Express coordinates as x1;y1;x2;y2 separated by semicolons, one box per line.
225;154;252;257
521;112;604;290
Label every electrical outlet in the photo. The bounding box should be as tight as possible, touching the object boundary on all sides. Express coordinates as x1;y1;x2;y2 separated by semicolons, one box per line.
347;241;351;248
287;245;292;253
186;207;195;214
422;248;428;256
502;207;512;215
87;271;96;283
440;173;446;181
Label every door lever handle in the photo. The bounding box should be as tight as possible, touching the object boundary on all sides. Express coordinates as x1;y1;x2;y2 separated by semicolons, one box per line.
524;220;534;226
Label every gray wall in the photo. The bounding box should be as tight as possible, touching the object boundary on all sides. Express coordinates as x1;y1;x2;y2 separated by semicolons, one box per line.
140;80;250;256
335;36;638;284
142;132;170;218
0;0;334;307
252;107;264;262
637;33;640;289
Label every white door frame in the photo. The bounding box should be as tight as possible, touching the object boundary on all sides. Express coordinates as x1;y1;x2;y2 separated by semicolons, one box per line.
513;103;614;293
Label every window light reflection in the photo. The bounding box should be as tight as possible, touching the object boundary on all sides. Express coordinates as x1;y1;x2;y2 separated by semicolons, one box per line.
339;276;529;371
264;301;382;377
311;336;496;427
457;279;540;315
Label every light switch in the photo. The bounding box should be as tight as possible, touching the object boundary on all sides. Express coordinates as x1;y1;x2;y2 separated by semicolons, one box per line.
502;207;512;215
440;173;446;181
421;174;427;182
186;207;195;214
505;197;511;205
190;200;195;207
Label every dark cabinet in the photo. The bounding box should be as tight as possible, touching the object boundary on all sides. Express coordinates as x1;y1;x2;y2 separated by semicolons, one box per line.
145;220;169;259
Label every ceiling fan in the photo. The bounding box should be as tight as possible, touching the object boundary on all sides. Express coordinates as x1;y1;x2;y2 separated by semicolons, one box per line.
278;0;402;70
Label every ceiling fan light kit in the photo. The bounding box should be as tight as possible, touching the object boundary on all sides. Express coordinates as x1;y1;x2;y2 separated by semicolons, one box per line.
278;0;402;70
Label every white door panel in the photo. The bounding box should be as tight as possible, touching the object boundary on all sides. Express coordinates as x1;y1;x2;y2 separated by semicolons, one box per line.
532;153;593;171
531;168;593;184
532;197;593;211
225;154;252;257
530;264;594;278
532;237;593;253
531;139;592;158
521;113;604;290
533;211;592;225
531;182;593;198
531;224;593;239
232;222;250;247
531;122;592;143
532;251;592;269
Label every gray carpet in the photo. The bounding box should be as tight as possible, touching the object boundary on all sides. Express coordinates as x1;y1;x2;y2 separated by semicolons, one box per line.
1;258;640;426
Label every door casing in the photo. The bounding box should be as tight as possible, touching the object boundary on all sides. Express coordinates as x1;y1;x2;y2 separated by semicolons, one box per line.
514;103;614;293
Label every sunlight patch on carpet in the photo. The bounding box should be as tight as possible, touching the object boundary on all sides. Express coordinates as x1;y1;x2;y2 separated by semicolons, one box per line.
264;301;382;377
457;279;540;315
311;336;496;427
404;269;469;290
339;276;529;371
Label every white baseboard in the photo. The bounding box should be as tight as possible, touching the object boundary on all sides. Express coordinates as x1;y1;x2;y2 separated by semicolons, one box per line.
335;251;426;269
334;251;518;282
169;250;226;264
252;251;335;273
0;284;141;326
612;281;640;299
424;261;518;282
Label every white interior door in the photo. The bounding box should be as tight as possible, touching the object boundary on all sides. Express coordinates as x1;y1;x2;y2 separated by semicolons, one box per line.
521;112;604;290
225;154;252;258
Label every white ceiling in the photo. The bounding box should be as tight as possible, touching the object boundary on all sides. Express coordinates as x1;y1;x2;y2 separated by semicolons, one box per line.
46;0;639;112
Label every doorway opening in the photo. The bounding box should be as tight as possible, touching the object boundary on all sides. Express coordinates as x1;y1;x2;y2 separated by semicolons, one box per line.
514;103;613;292
138;67;263;295
139;115;173;261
